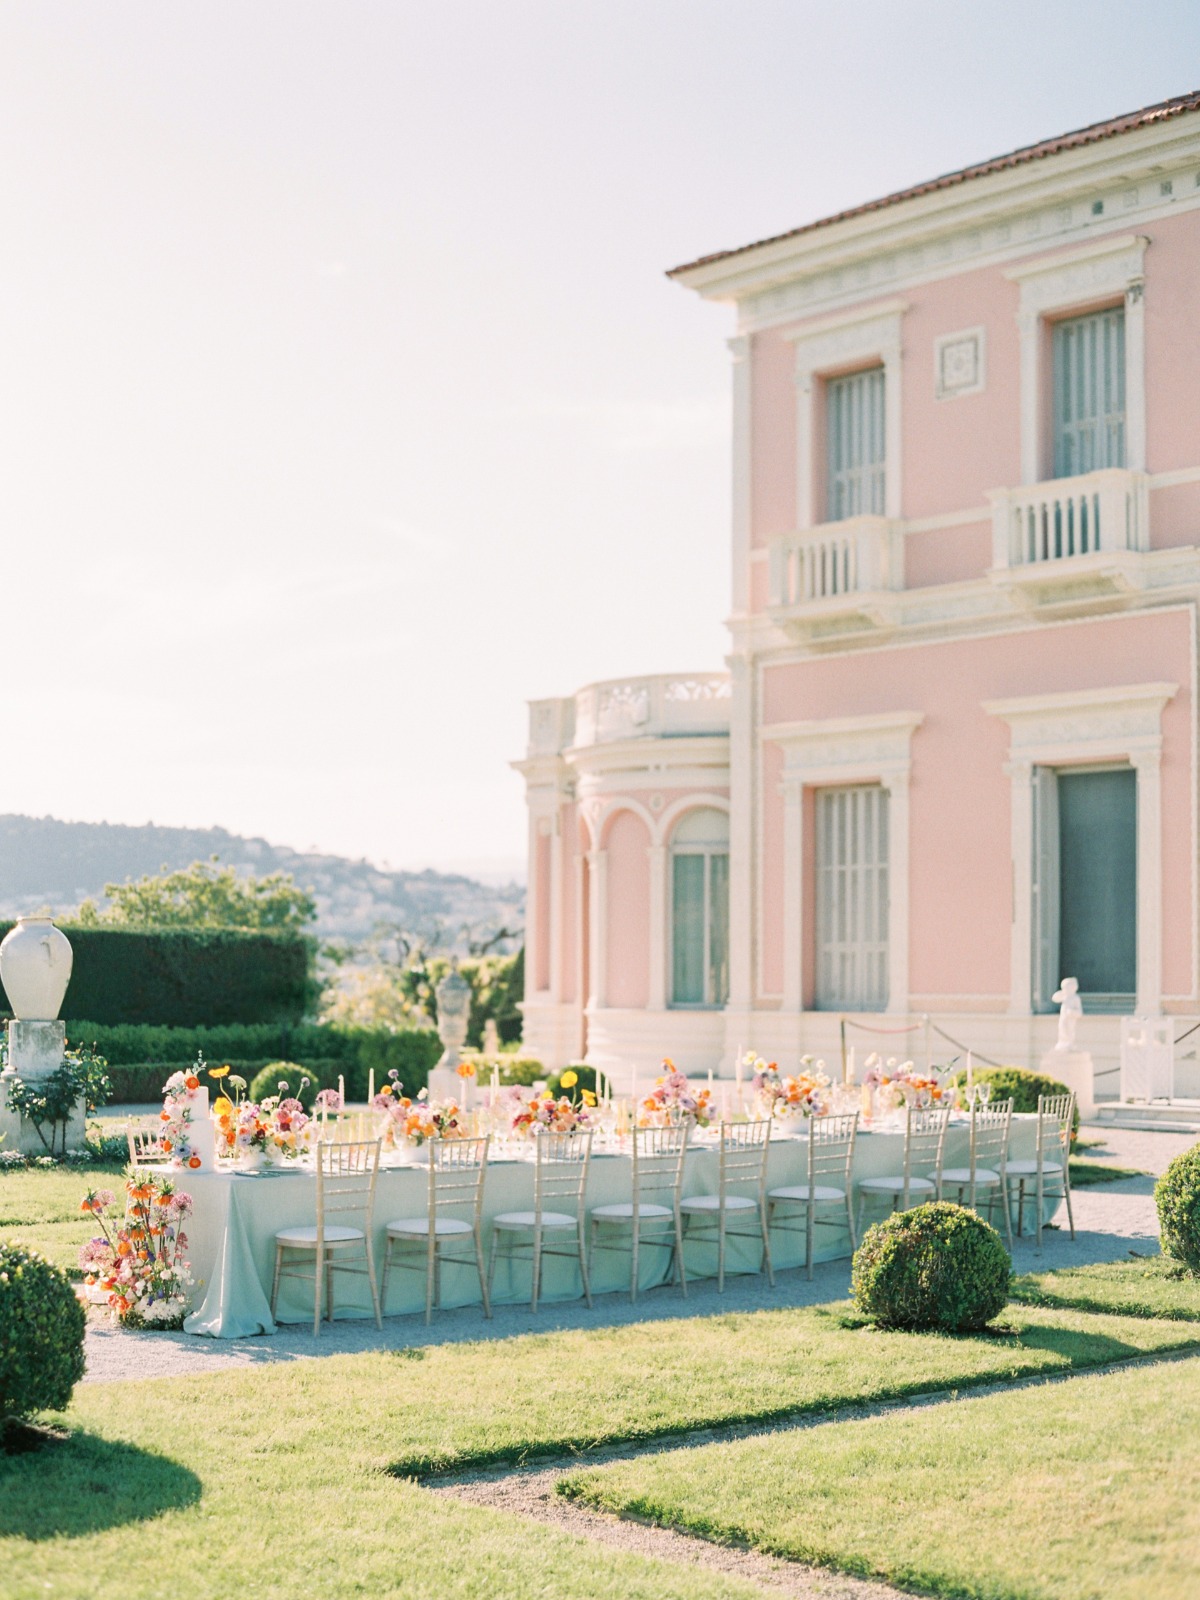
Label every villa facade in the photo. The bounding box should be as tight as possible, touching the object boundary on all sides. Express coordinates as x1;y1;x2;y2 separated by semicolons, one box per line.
515;94;1200;1096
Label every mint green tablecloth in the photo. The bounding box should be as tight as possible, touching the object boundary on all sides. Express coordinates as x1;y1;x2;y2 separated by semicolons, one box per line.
183;1116;1050;1337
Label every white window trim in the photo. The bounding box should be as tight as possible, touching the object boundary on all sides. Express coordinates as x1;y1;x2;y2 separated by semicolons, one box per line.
983;681;1178;1016
785;299;906;529
1005;234;1148;483
763;710;923;1016
934;324;987;400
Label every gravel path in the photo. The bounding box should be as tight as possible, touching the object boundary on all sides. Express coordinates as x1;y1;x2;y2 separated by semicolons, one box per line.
81;1124;1191;1384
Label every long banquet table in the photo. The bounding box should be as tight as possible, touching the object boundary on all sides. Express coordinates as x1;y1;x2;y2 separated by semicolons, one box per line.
183;1115;1057;1338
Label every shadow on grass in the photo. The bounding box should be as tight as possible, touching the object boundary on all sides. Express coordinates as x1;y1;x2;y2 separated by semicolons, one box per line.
0;1426;201;1538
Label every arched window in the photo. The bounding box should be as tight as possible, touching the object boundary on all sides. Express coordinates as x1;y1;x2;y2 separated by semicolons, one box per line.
670;807;729;1008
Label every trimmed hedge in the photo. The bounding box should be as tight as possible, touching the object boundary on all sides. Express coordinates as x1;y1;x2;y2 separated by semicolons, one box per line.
851;1201;1011;1332
0;1243;87;1420
1156;1143;1200;1274
0;923;313;1027
949;1064;1080;1137
91;1023;443;1104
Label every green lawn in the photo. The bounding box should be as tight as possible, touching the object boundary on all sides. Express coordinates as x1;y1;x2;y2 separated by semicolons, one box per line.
0;1163;125;1278
562;1355;1200;1600
1068;1159;1146;1185
1014;1254;1200;1321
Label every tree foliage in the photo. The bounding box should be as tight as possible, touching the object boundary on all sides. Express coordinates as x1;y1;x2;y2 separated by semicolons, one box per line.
77;856;317;933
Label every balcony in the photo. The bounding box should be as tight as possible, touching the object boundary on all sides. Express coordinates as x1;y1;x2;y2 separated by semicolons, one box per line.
768;515;905;639
988;468;1150;609
572;672;730;749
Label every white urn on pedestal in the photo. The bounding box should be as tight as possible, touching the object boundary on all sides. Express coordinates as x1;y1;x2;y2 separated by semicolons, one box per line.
0;915;84;1154
426;961;475;1106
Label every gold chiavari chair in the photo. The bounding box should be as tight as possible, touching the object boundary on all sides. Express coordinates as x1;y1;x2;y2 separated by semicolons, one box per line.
489;1129;593;1313
381;1135;491;1323
680;1119;775;1293
937;1097;1014;1248
767;1111;859;1279
126;1118;169;1166
270;1138;382;1336
1005;1092;1076;1251
856;1104;951;1231
589;1122;689;1301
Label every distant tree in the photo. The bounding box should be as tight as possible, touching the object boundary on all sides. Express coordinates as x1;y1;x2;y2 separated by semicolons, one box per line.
75;856;317;933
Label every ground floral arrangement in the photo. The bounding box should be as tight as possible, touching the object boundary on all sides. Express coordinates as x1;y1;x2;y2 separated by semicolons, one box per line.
78;1170;195;1328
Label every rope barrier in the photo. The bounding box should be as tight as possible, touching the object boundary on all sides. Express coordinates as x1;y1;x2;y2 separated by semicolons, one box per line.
929;1023;1007;1069
839;1019;924;1036
1173;1020;1200;1046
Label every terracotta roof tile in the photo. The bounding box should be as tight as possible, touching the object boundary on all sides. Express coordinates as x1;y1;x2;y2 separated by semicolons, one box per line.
668;90;1200;280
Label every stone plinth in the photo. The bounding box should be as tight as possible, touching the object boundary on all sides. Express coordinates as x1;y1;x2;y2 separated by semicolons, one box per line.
426;1066;475;1108
1041;1047;1096;1118
0;1018;86;1155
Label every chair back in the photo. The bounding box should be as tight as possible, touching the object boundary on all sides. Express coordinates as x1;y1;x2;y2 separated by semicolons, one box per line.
1037;1092;1075;1164
427;1135;489;1227
970;1098;1012;1174
533;1128;592;1217
315;1138;381;1237
631;1123;688;1207
903;1104;951;1196
806;1111;858;1190
718;1118;772;1200
127;1119;168;1165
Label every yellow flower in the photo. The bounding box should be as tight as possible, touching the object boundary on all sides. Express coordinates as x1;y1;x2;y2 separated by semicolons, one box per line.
208;1065;231;1079
213;1096;233;1117
560;1070;578;1089
582;1090;597;1106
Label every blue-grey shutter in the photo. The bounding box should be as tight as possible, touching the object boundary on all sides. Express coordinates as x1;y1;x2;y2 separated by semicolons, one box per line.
671;854;705;1005
827;367;886;521
708;852;730;1006
1057;768;1137;1009
1053;308;1126;477
1032;767;1061;1012
815;785;889;1011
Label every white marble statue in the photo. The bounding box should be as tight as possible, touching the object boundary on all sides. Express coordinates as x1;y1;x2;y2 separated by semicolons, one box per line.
1051;977;1082;1052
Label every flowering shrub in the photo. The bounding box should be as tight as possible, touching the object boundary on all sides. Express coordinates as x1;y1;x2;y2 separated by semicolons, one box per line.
639;1061;713;1127
0;1242;86;1420
78;1172;195;1329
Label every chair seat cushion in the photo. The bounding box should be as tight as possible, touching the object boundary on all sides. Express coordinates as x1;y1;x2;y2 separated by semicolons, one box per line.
857;1175;936;1194
591;1202;673;1220
769;1184;846;1203
386;1216;472;1237
275;1224;363;1247
938;1167;1002;1186
492;1210;576;1230
680;1194;756;1213
1006;1159;1063;1176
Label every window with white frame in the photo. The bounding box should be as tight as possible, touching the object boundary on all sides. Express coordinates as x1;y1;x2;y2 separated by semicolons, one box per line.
670;807;729;1007
815;784;889;1011
826;366;885;521
1052;307;1126;477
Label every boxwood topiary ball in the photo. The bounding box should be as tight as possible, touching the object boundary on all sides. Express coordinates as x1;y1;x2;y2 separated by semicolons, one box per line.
1156;1143;1200;1274
851;1201;1011;1332
0;1242;86;1422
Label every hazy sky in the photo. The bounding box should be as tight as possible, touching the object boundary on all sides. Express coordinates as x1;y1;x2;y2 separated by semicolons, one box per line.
0;4;1195;878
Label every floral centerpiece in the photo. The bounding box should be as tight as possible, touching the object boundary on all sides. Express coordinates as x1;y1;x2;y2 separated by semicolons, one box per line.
638;1061;713;1128
862;1055;954;1113
506;1087;591;1138
746;1052;831;1120
78;1172;195;1329
372;1076;464;1147
213;1100;273;1166
260;1092;314;1161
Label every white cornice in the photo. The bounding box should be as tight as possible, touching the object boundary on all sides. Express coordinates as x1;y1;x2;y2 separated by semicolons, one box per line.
1002;231;1147;281
676;126;1200;335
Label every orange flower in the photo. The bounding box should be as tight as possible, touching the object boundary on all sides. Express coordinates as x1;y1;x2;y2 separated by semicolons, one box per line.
117;1240;132;1256
457;1061;476;1078
161;1140;173;1153
188;1155;202;1169
160;1109;171;1122
186;1075;200;1091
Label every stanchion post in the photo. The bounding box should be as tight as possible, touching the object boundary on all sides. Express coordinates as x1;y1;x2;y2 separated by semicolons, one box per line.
840;1016;847;1085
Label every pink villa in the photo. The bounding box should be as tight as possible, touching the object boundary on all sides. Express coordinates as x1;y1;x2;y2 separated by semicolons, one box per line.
515;94;1200;1102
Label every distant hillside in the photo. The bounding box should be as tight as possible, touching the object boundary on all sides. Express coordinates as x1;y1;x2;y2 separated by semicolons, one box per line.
0;815;524;948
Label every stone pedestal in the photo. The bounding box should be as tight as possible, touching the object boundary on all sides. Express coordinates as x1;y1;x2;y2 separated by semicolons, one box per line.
426;1066;475;1108
0;1019;86;1155
1041;1047;1096;1119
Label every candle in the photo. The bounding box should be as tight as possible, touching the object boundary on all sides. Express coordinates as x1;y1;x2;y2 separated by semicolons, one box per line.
368;1069;375;1106
707;1067;714;1101
966;1051;974;1091
338;1074;345;1110
846;1046;855;1087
